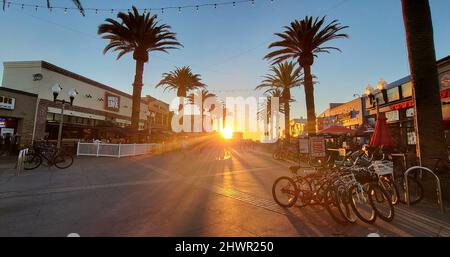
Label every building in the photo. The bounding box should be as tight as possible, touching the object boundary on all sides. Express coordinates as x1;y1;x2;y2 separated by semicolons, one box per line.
290;117;307;138
0;87;38;146
317;98;366;131
365;55;450;150
1;61;170;144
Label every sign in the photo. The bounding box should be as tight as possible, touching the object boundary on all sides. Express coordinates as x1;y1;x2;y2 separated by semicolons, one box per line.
385;110;400;123
0;96;15;110
441;73;450;89
309;136;326;157
389;100;414;111
406;108;414;118
0;118;6;128
298;138;309;154
105;92;120;112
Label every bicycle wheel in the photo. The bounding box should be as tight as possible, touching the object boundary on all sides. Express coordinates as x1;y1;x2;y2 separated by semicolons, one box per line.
272;177;298;208
336;187;357;223
293;176;312;207
379;176;399;205
368;183;395;222
23;151;42;170
54;153;74;169
273;151;281;160
396;176;424;205
348;184;376;224
324;186;348;225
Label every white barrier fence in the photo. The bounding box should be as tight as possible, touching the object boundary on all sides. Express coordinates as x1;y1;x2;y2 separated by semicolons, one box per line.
16;148;29;175
77;142;162;158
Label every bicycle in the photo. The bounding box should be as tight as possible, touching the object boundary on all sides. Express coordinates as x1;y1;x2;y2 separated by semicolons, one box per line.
23;142;74;170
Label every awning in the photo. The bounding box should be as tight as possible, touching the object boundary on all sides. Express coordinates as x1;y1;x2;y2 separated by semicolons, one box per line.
318;125;357;136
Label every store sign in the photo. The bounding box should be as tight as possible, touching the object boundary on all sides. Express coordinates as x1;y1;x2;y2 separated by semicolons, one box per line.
298;138;309;154
406;108;414;118
309;136;326;157
105;92;120;112
386;110;400;122
0;96;15;110
0;118;6;128
389;100;414;111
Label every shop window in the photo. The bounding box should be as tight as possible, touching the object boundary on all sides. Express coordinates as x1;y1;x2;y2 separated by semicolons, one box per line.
407;131;416;145
375;93;385;105
402;82;413;98
387;87;400;102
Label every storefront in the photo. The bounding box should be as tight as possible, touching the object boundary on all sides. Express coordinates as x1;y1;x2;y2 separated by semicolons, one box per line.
0;87;38;149
317;98;365;131
2;61;171;144
365;55;450;151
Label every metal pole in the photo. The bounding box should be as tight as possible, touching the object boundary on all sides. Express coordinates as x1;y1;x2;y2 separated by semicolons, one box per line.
57;102;65;149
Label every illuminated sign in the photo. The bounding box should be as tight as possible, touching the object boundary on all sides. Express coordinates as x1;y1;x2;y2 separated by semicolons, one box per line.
0;118;6;128
0;96;15;110
105;92;120;112
386;110;400;123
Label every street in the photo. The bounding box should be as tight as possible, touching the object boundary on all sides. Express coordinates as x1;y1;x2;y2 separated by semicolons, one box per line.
1;147;450;237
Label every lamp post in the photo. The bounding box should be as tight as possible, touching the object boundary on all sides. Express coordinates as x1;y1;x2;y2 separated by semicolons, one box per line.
365;79;388;117
148;111;156;141
51;83;78;149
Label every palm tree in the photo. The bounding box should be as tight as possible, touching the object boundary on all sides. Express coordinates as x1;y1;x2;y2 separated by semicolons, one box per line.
45;1;85;16
156;66;206;132
401;0;447;169
256;61;302;141
98;6;182;133
187;90;216;132
265;16;348;134
258;89;285;139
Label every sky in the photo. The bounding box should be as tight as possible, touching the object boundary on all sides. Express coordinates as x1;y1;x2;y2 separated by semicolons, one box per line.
1;0;450;122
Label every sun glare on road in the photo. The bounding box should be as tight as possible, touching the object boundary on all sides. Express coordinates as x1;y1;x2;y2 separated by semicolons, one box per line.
221;127;233;139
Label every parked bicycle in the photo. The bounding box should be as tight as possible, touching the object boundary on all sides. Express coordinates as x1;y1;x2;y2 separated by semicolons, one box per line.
23;142;74;170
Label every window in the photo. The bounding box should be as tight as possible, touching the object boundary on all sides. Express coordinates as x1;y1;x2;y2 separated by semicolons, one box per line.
407;131;416;145
402;82;413;98
387;87;400;102
375;93;385;105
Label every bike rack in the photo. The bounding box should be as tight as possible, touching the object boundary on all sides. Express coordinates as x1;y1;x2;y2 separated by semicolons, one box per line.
404;166;445;213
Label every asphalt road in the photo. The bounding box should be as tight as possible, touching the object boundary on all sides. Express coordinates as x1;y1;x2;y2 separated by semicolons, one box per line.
1;147;450;237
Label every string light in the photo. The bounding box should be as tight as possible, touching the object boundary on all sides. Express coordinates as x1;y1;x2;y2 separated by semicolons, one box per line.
1;0;274;16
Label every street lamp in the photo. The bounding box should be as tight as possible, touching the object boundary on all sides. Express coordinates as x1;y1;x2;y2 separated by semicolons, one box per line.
148;111;156;141
51;83;78;149
365;79;388;116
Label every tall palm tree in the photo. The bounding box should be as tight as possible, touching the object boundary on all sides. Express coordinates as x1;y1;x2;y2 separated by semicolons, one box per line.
45;1;85;16
265;16;348;134
156;66;206;132
258;89;285;139
256;61;302;141
98;6;182;133
187;89;216;132
401;0;447;169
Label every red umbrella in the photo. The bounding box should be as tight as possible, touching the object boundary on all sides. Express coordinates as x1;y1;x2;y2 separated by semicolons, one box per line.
318;125;356;136
370;112;394;148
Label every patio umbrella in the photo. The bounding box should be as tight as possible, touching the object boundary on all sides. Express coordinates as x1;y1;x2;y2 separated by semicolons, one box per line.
318;125;356;136
370;112;394;148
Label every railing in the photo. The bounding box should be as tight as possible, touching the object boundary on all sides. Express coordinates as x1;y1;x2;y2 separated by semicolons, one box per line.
404;166;445;213
77;142;162;158
16;148;29;176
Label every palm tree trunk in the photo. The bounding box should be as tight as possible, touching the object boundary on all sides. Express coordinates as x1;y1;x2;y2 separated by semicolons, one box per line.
303;65;316;135
284;98;290;141
402;0;446;169
131;60;144;140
